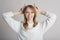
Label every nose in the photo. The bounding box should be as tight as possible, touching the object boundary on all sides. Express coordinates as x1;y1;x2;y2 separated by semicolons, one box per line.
28;13;31;16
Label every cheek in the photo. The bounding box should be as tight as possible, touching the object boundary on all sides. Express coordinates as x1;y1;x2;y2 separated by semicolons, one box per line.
25;13;28;18
25;13;34;19
31;14;34;19
32;14;34;17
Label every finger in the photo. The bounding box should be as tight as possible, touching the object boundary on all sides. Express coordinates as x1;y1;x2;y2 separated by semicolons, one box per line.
23;3;27;8
33;3;38;9
18;8;22;12
22;3;27;11
33;3;36;7
24;3;26;6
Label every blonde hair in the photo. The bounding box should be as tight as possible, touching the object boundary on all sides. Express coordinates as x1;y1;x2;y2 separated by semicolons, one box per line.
22;5;38;30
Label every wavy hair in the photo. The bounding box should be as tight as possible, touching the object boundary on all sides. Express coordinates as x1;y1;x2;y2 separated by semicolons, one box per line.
22;5;38;30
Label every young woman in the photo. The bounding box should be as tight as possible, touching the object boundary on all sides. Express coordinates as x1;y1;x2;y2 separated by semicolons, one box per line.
2;4;57;40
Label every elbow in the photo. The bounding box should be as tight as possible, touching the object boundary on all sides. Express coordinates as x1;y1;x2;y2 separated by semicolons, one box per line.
2;13;8;18
2;12;13;17
52;13;57;21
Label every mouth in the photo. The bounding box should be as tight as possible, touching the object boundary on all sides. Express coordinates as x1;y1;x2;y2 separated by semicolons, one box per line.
28;16;32;19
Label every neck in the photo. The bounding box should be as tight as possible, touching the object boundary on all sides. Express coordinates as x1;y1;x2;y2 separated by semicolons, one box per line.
27;20;33;24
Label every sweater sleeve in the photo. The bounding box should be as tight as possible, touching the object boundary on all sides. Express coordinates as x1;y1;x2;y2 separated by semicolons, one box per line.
41;11;57;34
2;11;20;34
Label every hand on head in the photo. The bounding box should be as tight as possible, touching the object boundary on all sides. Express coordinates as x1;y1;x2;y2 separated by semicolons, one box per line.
18;3;42;14
33;3;40;14
33;3;46;14
18;3;27;13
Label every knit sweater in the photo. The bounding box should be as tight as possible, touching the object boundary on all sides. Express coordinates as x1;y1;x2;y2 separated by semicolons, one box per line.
2;11;57;40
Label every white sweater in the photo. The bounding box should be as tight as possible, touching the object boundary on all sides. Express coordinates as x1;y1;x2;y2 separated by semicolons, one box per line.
2;11;57;40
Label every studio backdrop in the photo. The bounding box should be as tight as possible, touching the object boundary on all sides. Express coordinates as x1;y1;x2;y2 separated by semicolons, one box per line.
0;0;60;40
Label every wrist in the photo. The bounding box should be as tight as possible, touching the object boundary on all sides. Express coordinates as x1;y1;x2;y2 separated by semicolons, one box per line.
12;11;21;16
40;11;46;15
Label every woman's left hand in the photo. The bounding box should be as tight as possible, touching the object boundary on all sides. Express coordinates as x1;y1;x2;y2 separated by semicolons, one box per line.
33;3;46;15
33;3;42;14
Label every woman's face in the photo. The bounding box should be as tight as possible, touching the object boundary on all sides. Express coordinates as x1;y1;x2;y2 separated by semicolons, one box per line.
25;7;34;21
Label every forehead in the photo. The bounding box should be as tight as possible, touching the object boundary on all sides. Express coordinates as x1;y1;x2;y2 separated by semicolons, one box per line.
26;7;34;12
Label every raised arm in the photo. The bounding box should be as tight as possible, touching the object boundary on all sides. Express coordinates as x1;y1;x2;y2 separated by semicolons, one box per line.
33;4;57;34
2;11;22;34
40;10;57;34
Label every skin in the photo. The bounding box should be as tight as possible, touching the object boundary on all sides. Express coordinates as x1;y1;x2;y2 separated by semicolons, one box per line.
12;4;46;23
25;7;34;23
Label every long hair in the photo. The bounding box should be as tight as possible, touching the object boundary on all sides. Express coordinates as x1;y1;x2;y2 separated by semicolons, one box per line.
22;5;38;30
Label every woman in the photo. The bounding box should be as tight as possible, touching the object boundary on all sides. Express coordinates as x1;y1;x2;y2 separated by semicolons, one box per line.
2;4;57;40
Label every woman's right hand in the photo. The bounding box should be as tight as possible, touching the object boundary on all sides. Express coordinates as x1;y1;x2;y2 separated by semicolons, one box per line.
13;4;26;16
12;8;22;16
18;4;27;13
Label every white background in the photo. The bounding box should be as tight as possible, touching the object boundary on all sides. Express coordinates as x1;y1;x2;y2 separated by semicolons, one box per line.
0;0;60;40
